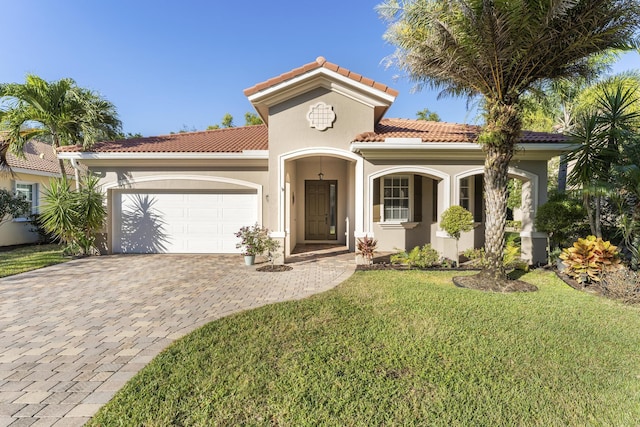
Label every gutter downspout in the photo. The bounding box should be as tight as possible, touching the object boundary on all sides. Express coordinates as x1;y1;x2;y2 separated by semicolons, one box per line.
70;158;81;190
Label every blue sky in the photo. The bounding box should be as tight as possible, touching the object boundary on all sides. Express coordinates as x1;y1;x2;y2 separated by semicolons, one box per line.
2;1;638;137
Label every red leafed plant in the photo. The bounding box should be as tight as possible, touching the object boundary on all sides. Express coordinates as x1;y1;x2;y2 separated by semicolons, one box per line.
357;236;378;261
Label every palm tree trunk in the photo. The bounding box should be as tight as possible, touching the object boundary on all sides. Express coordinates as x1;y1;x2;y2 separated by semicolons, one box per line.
481;100;520;281
595;195;602;238
557;154;568;193
483;144;511;279
52;134;68;185
584;193;597;236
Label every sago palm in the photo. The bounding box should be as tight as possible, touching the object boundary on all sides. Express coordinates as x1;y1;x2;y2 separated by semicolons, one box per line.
378;0;640;282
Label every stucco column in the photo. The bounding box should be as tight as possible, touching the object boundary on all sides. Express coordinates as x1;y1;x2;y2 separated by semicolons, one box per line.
520;180;534;233
519;179;546;264
354;157;364;239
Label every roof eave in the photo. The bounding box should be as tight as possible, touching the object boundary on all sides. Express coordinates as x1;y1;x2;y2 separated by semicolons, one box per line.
57;150;270;160
350;142;575;160
247;68;396;126
5;166;73;178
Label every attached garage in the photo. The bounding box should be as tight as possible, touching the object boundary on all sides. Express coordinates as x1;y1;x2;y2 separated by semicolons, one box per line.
112;190;259;254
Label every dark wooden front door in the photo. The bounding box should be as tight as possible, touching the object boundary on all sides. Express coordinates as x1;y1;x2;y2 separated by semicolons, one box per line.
305;180;337;240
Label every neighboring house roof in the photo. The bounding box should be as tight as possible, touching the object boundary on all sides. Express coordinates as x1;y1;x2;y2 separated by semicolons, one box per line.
57;125;269;153
6;140;74;176
353;118;569;144
243;56;399;98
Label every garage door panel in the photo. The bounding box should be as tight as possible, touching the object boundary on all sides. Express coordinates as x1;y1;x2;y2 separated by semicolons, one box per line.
114;191;258;254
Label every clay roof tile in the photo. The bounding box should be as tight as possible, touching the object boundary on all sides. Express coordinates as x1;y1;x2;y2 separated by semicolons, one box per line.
353;119;568;144
243;56;397;97
58;125;269;154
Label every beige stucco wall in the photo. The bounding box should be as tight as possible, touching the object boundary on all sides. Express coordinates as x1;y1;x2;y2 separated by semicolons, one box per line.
83;166;269;254
362;158;549;264
266;87;375;253
0;173;62;247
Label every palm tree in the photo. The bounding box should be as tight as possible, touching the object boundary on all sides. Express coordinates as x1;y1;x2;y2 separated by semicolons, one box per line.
378;0;640;283
567;81;640;237
0;74;121;177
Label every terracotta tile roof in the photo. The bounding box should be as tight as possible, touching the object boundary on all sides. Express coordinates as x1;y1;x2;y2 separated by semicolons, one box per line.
58;125;269;153
6;140;74;175
353;118;569;144
243;56;399;98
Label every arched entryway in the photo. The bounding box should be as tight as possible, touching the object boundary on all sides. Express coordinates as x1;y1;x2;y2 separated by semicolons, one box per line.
279;148;363;257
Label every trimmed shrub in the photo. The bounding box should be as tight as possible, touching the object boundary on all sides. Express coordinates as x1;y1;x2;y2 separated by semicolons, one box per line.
391;244;440;268
535;196;587;250
463;241;528;271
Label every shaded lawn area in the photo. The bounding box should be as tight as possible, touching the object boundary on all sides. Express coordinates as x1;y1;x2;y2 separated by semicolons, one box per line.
89;270;640;426
0;244;66;278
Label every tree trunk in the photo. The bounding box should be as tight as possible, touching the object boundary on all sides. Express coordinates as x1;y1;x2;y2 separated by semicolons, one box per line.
52;133;68;185
557;154;568;193
483;144;512;279
480;99;520;281
595;195;602;238
584;193;596;236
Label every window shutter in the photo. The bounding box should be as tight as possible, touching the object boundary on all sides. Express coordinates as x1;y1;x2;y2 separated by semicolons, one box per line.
372;178;381;222
474;174;483;222
432;179;438;223
413;175;422;222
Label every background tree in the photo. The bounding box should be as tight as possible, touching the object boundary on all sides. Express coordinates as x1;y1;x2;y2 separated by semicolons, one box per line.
208;112;262;130
0;75;121;177
416;108;440;121
378;0;640;284
171;125;197;134
523;71;640;191
207;113;235;130
116;131;143;139
244;112;263;126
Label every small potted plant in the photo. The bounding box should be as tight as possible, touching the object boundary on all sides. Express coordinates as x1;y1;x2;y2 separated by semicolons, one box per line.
235;223;267;265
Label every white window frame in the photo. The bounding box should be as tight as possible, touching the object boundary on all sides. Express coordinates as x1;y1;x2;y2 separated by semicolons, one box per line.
381;175;412;223
14;181;38;221
459;177;471;212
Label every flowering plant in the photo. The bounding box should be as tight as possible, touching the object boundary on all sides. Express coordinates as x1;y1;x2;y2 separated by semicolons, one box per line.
235;223;270;256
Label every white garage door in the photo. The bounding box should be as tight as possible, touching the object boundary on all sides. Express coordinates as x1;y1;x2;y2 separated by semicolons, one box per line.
113;191;258;254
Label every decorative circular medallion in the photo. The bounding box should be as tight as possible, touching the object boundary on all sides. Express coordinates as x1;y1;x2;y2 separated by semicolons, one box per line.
307;102;336;131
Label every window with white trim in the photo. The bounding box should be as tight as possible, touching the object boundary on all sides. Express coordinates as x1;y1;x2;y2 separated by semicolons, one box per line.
15;182;37;219
383;176;410;221
459;177;470;211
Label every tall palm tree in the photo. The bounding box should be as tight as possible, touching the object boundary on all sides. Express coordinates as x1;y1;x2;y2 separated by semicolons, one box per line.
378;0;640;283
0;74;121;177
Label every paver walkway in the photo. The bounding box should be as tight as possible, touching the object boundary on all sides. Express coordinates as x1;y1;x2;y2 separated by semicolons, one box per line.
0;251;355;426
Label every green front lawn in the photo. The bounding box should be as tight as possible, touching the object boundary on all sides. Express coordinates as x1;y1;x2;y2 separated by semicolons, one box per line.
0;244;66;278
89;270;640;426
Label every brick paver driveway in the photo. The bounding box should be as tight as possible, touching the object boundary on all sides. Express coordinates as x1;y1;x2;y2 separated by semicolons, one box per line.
0;252;355;426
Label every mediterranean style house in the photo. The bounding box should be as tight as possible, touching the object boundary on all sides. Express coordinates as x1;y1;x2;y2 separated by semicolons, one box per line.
1;140;74;247
57;57;570;264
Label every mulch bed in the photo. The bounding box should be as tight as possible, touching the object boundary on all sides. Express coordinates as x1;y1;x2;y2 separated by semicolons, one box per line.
356;263;480;272
256;265;293;272
551;268;608;298
357;262;537;292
